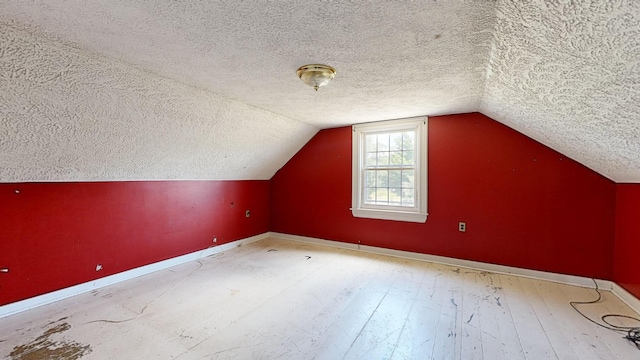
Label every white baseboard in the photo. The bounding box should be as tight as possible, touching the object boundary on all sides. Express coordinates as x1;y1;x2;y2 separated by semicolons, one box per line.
269;232;640;315
5;231;639;319
612;282;640;315
0;232;269;319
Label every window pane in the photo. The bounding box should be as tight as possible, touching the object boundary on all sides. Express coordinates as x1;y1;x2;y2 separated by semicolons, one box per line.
389;151;403;166
403;131;415;150
402;188;415;206
377;151;389;166
389;170;402;188
376;170;389;187
377;133;389;151
389;132;402;151
365;187;376;203
365;170;376;187
377;188;389;204
365;134;377;152
366;152;377;166
389;188;402;205
403;151;414;165
402;170;414;188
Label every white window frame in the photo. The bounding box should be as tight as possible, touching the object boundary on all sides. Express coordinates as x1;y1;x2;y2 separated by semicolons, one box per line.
351;116;428;223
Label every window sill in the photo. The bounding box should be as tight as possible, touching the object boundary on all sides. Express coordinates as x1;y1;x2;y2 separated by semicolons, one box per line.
351;208;427;223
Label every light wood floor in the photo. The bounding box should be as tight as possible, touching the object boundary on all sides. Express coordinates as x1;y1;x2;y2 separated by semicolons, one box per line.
1;237;639;359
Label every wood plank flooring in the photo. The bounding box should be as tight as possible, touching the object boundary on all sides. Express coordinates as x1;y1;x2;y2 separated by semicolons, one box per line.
1;237;639;359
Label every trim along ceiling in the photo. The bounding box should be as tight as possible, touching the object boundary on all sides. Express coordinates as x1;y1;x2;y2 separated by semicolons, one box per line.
1;1;638;182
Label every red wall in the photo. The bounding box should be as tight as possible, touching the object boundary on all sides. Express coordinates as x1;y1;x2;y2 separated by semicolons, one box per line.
614;184;640;298
0;180;269;305
271;113;616;279
1;113;628;306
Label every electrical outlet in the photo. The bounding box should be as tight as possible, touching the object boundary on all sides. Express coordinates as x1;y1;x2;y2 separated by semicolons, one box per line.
245;210;251;218
459;222;466;232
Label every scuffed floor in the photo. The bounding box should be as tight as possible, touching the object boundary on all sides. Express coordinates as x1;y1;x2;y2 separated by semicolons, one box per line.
1;237;639;359
8;318;91;360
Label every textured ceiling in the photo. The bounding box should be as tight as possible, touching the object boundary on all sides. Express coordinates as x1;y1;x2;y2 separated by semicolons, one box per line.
482;0;640;182
0;0;638;182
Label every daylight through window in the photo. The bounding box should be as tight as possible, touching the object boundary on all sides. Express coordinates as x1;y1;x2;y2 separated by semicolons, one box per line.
364;130;416;207
352;117;428;223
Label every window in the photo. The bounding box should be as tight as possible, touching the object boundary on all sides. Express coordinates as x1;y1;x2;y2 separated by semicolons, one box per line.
351;117;427;223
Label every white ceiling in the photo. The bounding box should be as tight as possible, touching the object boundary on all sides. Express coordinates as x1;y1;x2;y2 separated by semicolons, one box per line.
1;0;638;182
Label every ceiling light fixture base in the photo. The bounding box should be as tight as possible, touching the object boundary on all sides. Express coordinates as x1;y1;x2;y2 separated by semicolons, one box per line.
296;64;336;91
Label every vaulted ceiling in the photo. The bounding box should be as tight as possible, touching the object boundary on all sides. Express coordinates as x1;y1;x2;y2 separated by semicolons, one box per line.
1;1;638;182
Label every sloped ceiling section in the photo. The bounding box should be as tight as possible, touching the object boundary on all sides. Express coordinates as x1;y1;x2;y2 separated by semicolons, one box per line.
481;0;640;182
0;0;495;182
0;22;317;181
0;1;639;182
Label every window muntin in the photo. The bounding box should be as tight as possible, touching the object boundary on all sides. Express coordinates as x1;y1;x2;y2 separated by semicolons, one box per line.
352;117;427;223
363;130;416;207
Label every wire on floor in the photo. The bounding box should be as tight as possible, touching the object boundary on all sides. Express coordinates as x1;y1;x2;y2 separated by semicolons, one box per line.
570;278;640;350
